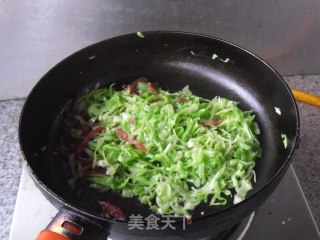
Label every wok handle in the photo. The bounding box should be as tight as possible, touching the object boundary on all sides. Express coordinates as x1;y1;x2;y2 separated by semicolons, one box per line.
36;230;71;240
35;207;109;240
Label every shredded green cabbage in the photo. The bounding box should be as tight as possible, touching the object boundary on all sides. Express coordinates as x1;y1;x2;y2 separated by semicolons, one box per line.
69;82;261;218
274;107;281;115
136;32;145;38
212;53;218;59
281;133;288;149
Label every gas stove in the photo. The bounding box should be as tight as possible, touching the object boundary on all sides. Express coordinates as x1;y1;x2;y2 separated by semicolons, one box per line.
9;166;320;240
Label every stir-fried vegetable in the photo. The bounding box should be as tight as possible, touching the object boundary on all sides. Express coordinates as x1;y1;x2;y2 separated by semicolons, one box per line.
136;32;145;38
281;133;288;149
274;107;281;115
60;79;261;218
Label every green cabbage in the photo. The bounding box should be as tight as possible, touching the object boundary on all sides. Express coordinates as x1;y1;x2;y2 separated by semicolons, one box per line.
71;82;261;218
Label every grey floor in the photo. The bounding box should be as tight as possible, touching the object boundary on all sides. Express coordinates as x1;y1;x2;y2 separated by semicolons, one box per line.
0;75;319;239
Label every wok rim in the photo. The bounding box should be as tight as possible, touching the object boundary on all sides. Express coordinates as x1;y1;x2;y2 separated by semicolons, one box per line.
18;30;300;224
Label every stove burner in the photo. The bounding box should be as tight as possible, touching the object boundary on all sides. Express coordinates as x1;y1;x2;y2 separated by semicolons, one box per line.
225;212;255;240
193;212;255;240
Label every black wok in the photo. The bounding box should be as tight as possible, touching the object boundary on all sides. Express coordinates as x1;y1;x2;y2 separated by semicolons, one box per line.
19;32;299;240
